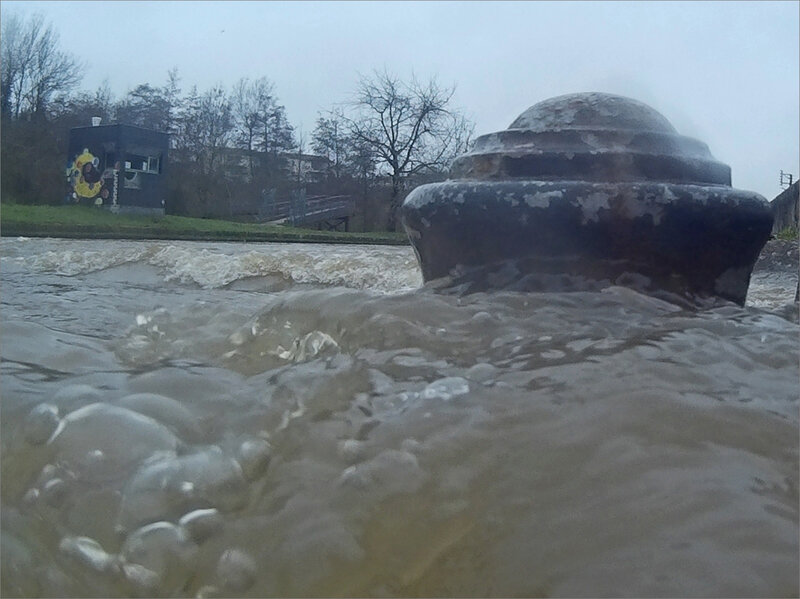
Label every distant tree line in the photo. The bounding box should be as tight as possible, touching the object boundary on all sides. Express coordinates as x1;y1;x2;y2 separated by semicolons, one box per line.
1;11;474;231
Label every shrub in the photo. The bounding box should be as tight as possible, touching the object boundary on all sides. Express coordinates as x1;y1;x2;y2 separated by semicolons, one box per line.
775;226;798;241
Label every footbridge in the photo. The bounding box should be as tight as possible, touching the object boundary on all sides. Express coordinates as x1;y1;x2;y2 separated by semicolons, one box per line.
260;192;355;231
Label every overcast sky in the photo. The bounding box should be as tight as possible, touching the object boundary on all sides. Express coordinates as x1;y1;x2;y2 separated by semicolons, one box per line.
3;0;798;198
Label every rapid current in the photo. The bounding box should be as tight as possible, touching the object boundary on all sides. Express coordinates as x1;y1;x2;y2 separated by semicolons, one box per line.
1;237;797;597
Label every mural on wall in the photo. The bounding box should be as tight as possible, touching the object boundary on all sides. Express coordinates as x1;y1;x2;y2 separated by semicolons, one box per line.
65;148;119;208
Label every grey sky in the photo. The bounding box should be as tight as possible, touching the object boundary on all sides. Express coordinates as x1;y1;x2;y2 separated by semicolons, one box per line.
3;0;798;199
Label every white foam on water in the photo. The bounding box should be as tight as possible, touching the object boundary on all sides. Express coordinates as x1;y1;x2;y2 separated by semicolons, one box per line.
147;243;422;292
21;245;157;276
7;238;422;294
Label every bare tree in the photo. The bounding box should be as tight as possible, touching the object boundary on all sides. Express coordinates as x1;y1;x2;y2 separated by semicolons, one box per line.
312;108;350;180
115;83;172;130
232;77;273;179
1;12;24;117
111;70;181;132
94;79;115;120
259;100;295;160
293;127;307;186
175;84;233;175
169;84;235;216
0;12;82;120
231;76;295;184
162;67;182;135
345;69;474;230
49;80;114;127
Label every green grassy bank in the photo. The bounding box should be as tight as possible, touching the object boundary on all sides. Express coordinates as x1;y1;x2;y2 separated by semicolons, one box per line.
0;203;409;245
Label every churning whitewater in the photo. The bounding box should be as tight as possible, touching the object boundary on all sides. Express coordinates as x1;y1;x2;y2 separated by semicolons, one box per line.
1;237;797;597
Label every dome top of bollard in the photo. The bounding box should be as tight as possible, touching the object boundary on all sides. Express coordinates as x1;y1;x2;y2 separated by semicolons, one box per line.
402;92;773;305
450;92;731;186
509;92;677;133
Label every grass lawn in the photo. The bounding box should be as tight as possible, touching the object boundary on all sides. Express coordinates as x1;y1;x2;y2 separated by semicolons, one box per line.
0;203;409;245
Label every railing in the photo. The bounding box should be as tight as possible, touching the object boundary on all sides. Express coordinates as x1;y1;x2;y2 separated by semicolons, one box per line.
259;192;354;225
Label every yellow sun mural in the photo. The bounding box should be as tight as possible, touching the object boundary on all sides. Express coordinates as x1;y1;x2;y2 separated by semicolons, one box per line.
66;149;104;202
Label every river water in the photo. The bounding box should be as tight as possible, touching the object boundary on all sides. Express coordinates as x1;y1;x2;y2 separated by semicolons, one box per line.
1;237;797;597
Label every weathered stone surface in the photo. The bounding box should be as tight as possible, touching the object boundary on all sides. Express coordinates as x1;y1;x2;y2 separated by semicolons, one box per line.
754;239;799;274
401;92;774;305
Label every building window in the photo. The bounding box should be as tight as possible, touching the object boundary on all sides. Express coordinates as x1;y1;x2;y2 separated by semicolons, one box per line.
125;153;160;174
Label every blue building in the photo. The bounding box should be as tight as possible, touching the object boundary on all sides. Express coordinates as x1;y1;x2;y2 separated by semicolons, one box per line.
66;123;169;214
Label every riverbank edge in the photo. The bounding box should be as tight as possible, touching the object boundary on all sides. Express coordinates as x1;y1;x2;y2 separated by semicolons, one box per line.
0;203;411;245
2;226;796;255
0;223;410;245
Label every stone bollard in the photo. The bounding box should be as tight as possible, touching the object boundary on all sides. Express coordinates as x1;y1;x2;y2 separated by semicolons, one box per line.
401;92;773;305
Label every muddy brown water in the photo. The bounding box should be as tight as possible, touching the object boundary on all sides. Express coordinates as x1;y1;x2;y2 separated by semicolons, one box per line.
1;237;797;597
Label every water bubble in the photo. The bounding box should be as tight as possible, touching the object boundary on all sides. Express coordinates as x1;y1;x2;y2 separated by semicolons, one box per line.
48;403;179;483
84;449;105;467
113;393;203;442
466;362;498;383
42;477;68;507
392;354;433;368
471;311;495;325
120;521;197;594
27;464;71;507
491;333;523;348
277;331;339;362
121;562;160;596
22;487;40;505
228;324;255;346
216;548;257;593
236;438;272;480
368;368;396;394
118;447;247;531
338;465;371;489
58;536;118;573
566;338;596;353
179;508;223;543
422;377;471;401
339;449;425;499
52;384;104;411
40;463;59;479
24;403;61;444
401;438;421;453
337;439;366;463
